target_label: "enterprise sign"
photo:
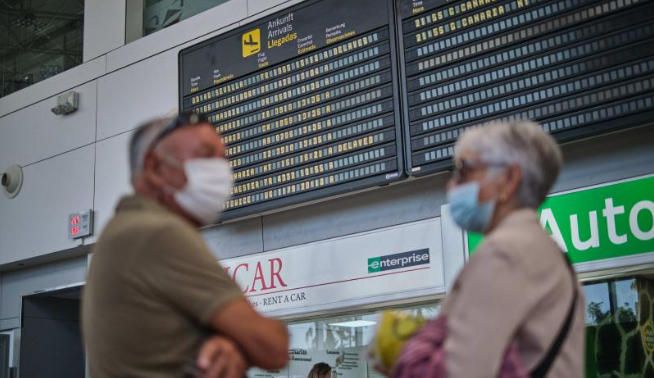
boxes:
[368,249,431,273]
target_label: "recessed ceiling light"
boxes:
[328,320,377,328]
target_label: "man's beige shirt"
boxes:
[442,209,585,377]
[82,195,243,378]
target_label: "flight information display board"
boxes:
[398,0,654,175]
[179,0,403,219]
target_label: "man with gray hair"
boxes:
[82,112,289,378]
[440,120,584,377]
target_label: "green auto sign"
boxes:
[467,175,654,264]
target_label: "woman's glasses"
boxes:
[451,158,507,183]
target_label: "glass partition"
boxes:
[0,0,83,98]
[584,275,654,377]
[249,303,439,378]
[0,333,8,378]
[245,273,654,377]
[142,0,231,36]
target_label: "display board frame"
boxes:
[178,0,406,221]
[394,0,654,177]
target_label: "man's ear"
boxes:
[142,151,168,196]
[143,149,159,173]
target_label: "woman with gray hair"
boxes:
[438,120,585,377]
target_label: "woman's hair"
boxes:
[307,362,332,378]
[455,120,563,208]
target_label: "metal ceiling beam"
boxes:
[0,16,27,50]
[0,46,81,57]
[0,7,83,21]
[0,18,82,63]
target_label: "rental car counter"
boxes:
[220,213,462,378]
[220,174,654,378]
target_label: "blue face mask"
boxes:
[447,181,496,233]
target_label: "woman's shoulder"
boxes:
[477,221,567,283]
[489,216,558,256]
[460,240,523,286]
[471,237,518,264]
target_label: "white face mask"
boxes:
[173,158,233,225]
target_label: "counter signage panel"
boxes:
[179,0,404,219]
[398,0,654,175]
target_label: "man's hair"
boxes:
[455,120,563,208]
[128,117,169,180]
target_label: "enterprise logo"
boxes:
[368,249,430,273]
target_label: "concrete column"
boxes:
[83,0,127,62]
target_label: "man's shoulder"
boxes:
[95,207,201,253]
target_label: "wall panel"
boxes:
[0,81,97,169]
[91,132,132,241]
[84,0,127,61]
[96,50,178,140]
[105,1,247,72]
[0,257,86,321]
[0,57,105,119]
[0,147,95,266]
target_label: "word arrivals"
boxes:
[268,13,294,37]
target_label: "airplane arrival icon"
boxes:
[242,29,261,57]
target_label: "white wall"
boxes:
[92,132,132,241]
[0,57,105,118]
[0,0,270,267]
[83,0,127,62]
[0,257,87,329]
[0,81,97,169]
[0,146,95,266]
[0,6,304,361]
[96,48,179,140]
[0,0,331,269]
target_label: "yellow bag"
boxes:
[370,311,427,371]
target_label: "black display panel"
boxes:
[398,0,654,176]
[179,0,404,219]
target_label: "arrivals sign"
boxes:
[467,175,654,264]
[219,219,445,315]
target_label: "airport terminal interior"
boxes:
[0,0,653,377]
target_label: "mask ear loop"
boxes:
[141,166,174,203]
[152,144,184,169]
[149,148,188,201]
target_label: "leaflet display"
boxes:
[398,0,654,175]
[179,0,403,219]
